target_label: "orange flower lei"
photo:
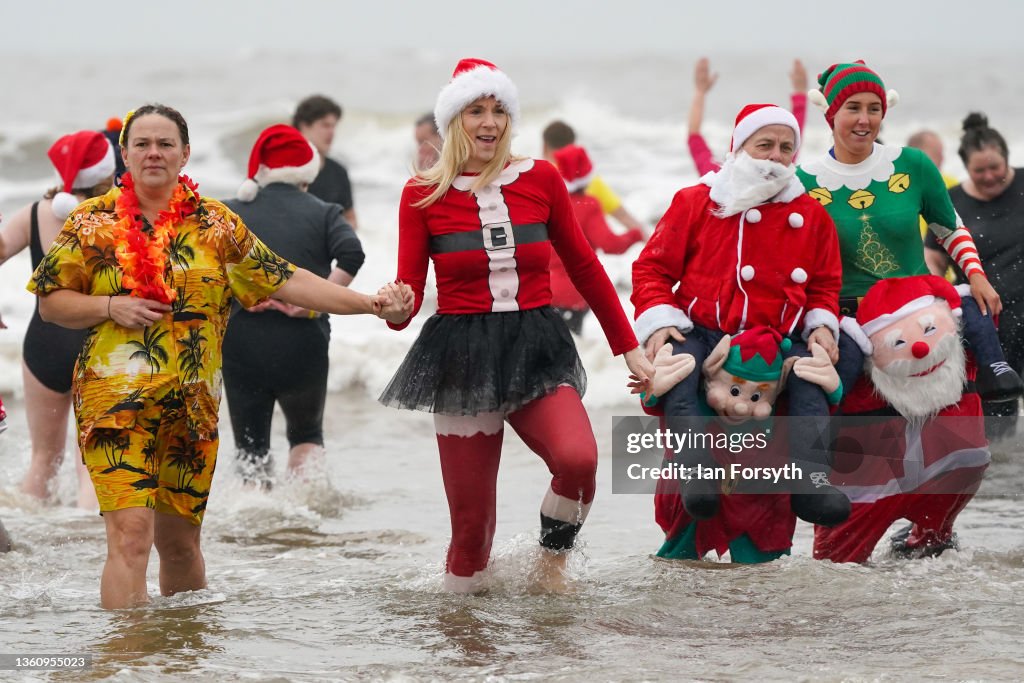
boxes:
[113,172,199,304]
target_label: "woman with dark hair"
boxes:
[381,58,653,593]
[798,62,1021,404]
[926,113,1024,439]
[27,103,411,608]
[0,130,117,506]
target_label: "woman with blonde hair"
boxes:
[380,58,653,593]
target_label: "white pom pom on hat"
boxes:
[433,58,520,139]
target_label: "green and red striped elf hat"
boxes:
[808,60,899,128]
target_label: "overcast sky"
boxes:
[3,0,1021,58]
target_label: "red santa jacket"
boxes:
[631,182,842,343]
[550,192,644,311]
[392,158,637,355]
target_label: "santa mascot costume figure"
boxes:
[814,275,991,563]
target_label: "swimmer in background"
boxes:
[541,120,645,233]
[413,112,442,172]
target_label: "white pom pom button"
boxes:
[741,265,755,281]
[789,212,804,228]
[791,267,808,283]
[745,208,762,223]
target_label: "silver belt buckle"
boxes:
[482,220,514,251]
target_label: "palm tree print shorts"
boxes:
[81,385,218,525]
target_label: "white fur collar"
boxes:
[800,143,902,192]
[452,158,534,192]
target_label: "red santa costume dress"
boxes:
[379,59,638,589]
[814,276,990,563]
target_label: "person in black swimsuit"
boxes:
[0,130,116,505]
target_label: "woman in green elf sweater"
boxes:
[796,61,1021,402]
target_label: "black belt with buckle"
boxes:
[430,222,548,254]
[838,297,862,317]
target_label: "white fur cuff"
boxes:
[802,308,840,342]
[634,304,693,346]
[839,315,873,356]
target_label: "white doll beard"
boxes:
[868,333,967,421]
[711,151,796,218]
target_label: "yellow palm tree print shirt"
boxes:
[27,184,297,444]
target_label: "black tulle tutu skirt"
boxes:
[379,306,586,416]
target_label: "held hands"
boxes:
[969,272,1002,316]
[247,299,316,318]
[792,342,841,394]
[373,281,414,324]
[108,295,171,329]
[624,346,656,395]
[807,325,839,364]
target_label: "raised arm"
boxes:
[688,57,717,136]
[789,59,808,136]
[687,58,721,176]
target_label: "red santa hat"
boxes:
[433,58,520,139]
[729,103,801,153]
[552,144,594,193]
[857,275,962,337]
[236,124,320,202]
[47,131,116,219]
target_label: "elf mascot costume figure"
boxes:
[645,326,842,563]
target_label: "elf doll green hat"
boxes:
[722,327,792,382]
[808,60,899,128]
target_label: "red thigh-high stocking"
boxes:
[435,412,504,591]
[507,386,597,551]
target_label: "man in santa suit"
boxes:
[815,275,990,563]
[632,103,849,527]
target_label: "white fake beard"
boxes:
[868,333,967,421]
[711,151,797,218]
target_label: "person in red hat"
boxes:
[0,130,118,507]
[814,275,989,563]
[632,102,849,528]
[222,124,364,486]
[380,58,654,593]
[541,120,646,234]
[26,104,412,609]
[548,144,644,334]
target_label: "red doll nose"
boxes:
[911,341,930,359]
